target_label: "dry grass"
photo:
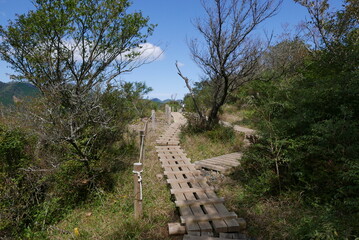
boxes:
[180,129,244,162]
[46,111,180,240]
[180,134,236,162]
[219,104,242,124]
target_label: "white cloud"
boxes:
[122,43,164,62]
[63,40,164,63]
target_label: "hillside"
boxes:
[0,81,40,105]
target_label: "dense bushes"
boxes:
[0,121,138,238]
[0,125,38,236]
[234,2,359,238]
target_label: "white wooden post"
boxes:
[133,162,143,219]
[151,110,156,129]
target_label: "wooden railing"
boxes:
[133,110,156,219]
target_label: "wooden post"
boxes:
[139,130,145,163]
[133,162,143,219]
[151,110,156,129]
[167,106,172,124]
[165,104,169,118]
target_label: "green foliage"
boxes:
[234,3,359,238]
[0,122,138,238]
[183,81,212,113]
[0,125,37,237]
[204,125,236,143]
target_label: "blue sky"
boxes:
[0,0,343,100]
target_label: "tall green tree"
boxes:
[0,0,155,175]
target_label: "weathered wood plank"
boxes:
[161,163,195,168]
[167,177,207,184]
[185,169,229,233]
[181,212,238,224]
[195,162,229,172]
[164,170,201,175]
[170,187,215,194]
[163,165,200,234]
[175,198,225,207]
[183,235,244,240]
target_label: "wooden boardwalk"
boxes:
[194,153,242,174]
[156,112,244,239]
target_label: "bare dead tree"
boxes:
[177,0,282,128]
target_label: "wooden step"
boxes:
[195,162,228,172]
[181,212,238,224]
[164,170,201,175]
[166,177,207,184]
[170,187,214,194]
[183,234,245,240]
[175,198,225,207]
[161,163,195,168]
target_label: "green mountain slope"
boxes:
[0,81,40,105]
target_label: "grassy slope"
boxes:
[46,112,180,240]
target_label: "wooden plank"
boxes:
[156,139,179,142]
[160,160,192,166]
[156,141,180,144]
[170,166,203,236]
[161,163,195,168]
[163,165,200,235]
[195,162,229,172]
[158,153,187,158]
[156,137,179,141]
[175,198,225,207]
[160,158,191,164]
[158,155,189,160]
[168,222,186,235]
[186,172,229,232]
[181,212,237,224]
[220,232,246,239]
[198,181,240,232]
[167,177,207,184]
[181,163,229,233]
[164,170,201,175]
[155,146,182,150]
[183,235,244,240]
[178,175,213,233]
[197,158,240,167]
[170,187,214,194]
[157,149,185,153]
[158,152,187,156]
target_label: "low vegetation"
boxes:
[180,121,244,162]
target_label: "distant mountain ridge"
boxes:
[0,81,40,105]
[150,98,181,104]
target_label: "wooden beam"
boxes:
[175,198,225,207]
[170,187,214,194]
[168,222,186,235]
[164,170,201,175]
[161,163,194,168]
[181,212,237,224]
[166,177,207,184]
